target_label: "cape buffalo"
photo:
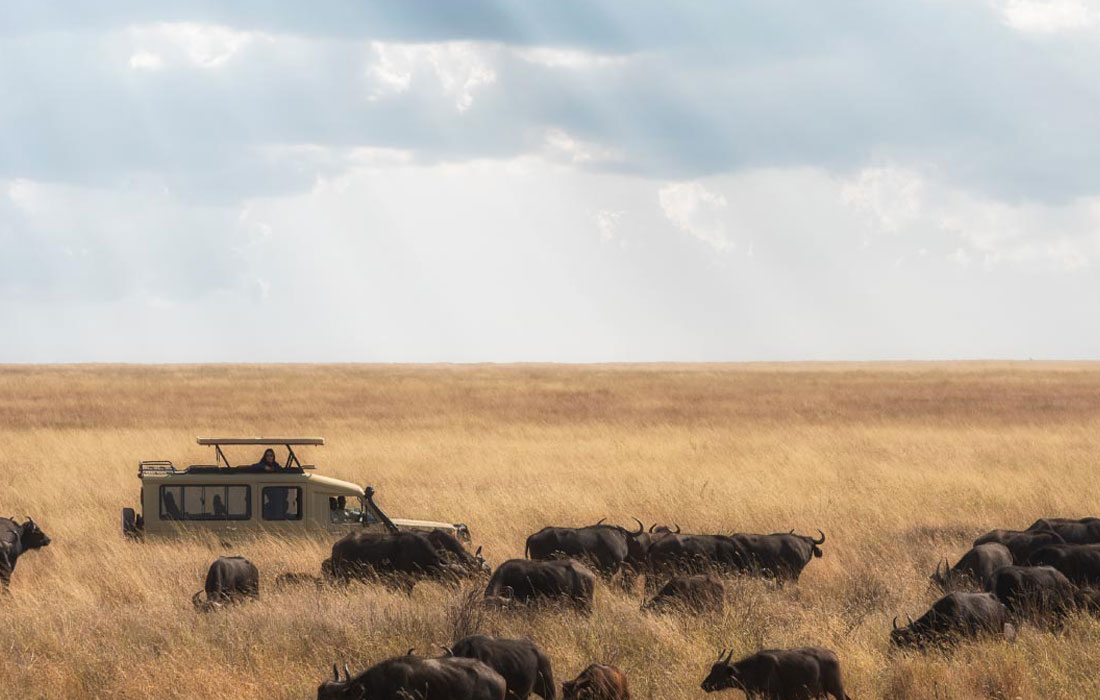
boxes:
[1027,544,1100,586]
[645,533,746,579]
[986,565,1079,621]
[449,635,556,700]
[727,530,826,582]
[484,559,596,611]
[642,574,724,613]
[192,556,259,612]
[427,529,489,573]
[319,656,506,700]
[525,518,651,584]
[930,543,1012,591]
[0,517,50,592]
[1027,517,1100,545]
[561,664,629,700]
[890,592,1014,649]
[973,529,1064,563]
[329,531,477,591]
[700,647,851,700]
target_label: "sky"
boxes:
[3,0,1100,362]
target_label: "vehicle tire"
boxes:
[122,507,139,539]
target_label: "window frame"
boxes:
[159,484,251,521]
[261,486,304,521]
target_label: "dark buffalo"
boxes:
[449,635,556,700]
[1027,544,1100,586]
[642,574,724,613]
[890,592,1014,649]
[986,565,1079,621]
[329,531,476,591]
[930,543,1013,591]
[319,655,506,700]
[1027,517,1100,545]
[973,529,1064,563]
[645,533,746,579]
[561,664,629,700]
[426,529,489,573]
[701,647,851,700]
[484,559,596,611]
[525,518,651,584]
[0,517,51,592]
[192,556,259,612]
[727,530,826,582]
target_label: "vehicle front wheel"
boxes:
[122,507,142,539]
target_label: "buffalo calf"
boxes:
[642,574,724,613]
[562,664,629,700]
[192,556,259,612]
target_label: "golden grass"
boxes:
[3,362,1100,699]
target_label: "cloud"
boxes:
[658,182,732,253]
[366,40,497,111]
[128,50,164,70]
[993,0,1100,33]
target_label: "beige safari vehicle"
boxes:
[121,437,469,541]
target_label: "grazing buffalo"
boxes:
[449,635,556,700]
[930,543,1013,591]
[192,556,259,611]
[973,529,1064,563]
[890,592,1014,649]
[319,656,506,700]
[525,518,651,584]
[1027,517,1100,545]
[727,530,826,583]
[561,664,629,700]
[700,647,851,700]
[328,531,478,591]
[427,529,489,573]
[1027,544,1100,586]
[0,517,51,592]
[986,565,1079,621]
[642,574,725,613]
[484,559,596,611]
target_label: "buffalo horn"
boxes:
[674,523,681,534]
[333,664,340,682]
[892,616,899,630]
[631,517,644,535]
[907,614,914,626]
[723,649,734,663]
[595,517,606,526]
[343,664,351,681]
[813,529,826,545]
[649,523,657,533]
[439,645,454,656]
[406,648,416,656]
[475,545,483,557]
[191,591,203,608]
[716,648,726,661]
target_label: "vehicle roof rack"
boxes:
[196,437,325,446]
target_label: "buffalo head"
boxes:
[700,649,739,693]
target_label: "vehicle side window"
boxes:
[262,486,302,521]
[159,485,250,521]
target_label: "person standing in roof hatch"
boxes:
[252,448,280,472]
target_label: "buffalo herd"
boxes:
[10,512,1100,698]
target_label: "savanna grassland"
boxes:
[3,363,1100,700]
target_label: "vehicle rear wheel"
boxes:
[122,507,141,539]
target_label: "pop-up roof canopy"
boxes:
[196,437,325,446]
[196,437,323,469]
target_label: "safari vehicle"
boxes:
[121,437,469,541]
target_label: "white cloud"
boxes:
[366,41,497,112]
[658,182,733,253]
[128,50,164,71]
[543,128,620,165]
[516,47,630,69]
[841,166,924,235]
[128,23,263,69]
[594,209,624,243]
[993,0,1100,33]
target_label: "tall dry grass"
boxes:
[2,363,1100,699]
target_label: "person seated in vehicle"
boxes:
[329,496,356,523]
[250,448,281,472]
[212,493,227,518]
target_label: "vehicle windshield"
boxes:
[328,496,379,525]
